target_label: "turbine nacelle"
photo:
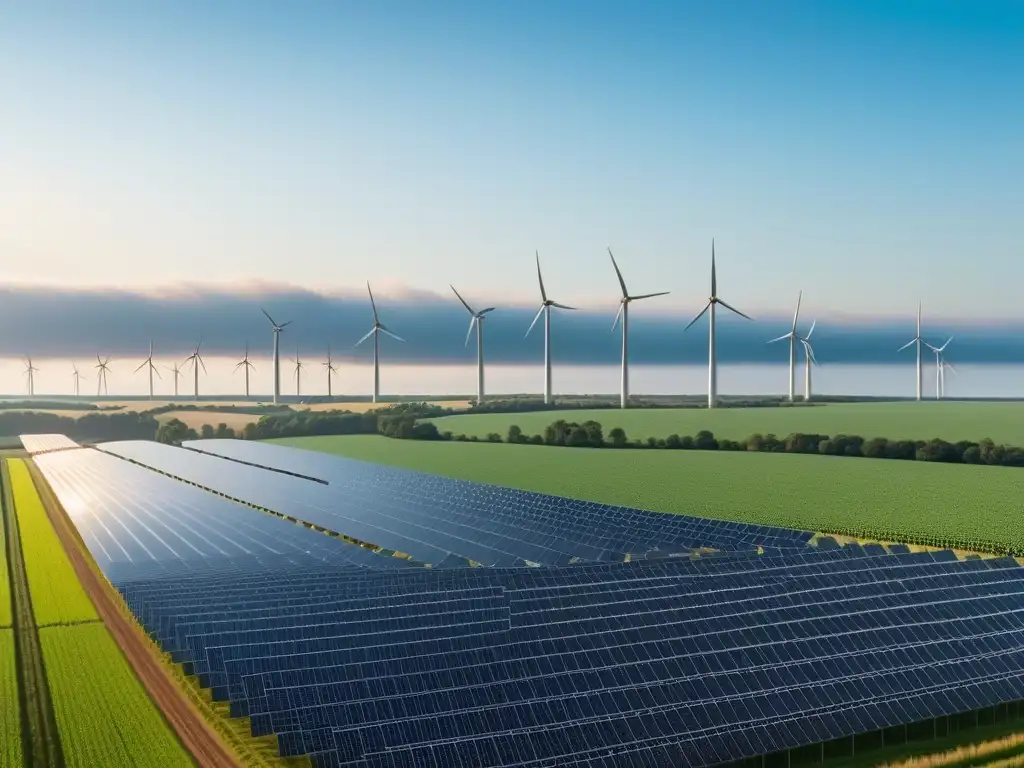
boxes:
[525,252,576,338]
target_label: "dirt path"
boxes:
[26,460,243,768]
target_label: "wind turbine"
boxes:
[23,356,39,397]
[183,338,207,401]
[354,282,404,403]
[451,285,496,405]
[291,348,305,397]
[941,359,958,398]
[166,363,183,397]
[767,291,803,402]
[684,240,753,409]
[322,346,338,398]
[72,364,81,397]
[95,355,112,396]
[525,251,576,405]
[262,309,292,405]
[235,342,256,398]
[924,336,954,399]
[134,340,162,400]
[799,320,820,401]
[898,302,925,401]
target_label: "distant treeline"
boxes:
[0,400,113,412]
[460,395,915,414]
[145,402,294,416]
[0,410,158,442]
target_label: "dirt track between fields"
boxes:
[29,462,242,768]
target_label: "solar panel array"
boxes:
[20,432,84,454]
[28,437,1024,767]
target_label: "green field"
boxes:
[272,435,1024,552]
[0,630,21,767]
[8,459,98,627]
[0,481,9,628]
[428,402,1024,445]
[40,624,193,768]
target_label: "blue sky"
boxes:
[2,1,1022,322]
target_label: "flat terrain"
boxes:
[156,410,260,431]
[430,401,1024,444]
[273,434,1024,551]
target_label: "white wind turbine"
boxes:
[897,302,925,401]
[291,348,305,397]
[684,240,753,409]
[924,336,954,399]
[451,285,496,405]
[166,362,183,397]
[354,282,404,403]
[322,346,339,398]
[234,342,256,398]
[799,320,820,401]
[525,251,576,405]
[767,291,803,401]
[608,248,669,409]
[95,354,112,396]
[24,356,39,397]
[134,340,162,400]
[262,309,292,405]
[72,364,82,397]
[183,338,207,401]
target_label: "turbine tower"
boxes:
[924,336,954,400]
[322,346,338,398]
[608,248,669,409]
[292,348,305,397]
[262,309,292,405]
[767,291,803,401]
[799,320,819,401]
[897,302,925,401]
[684,240,753,409]
[95,354,112,396]
[134,340,162,400]
[354,283,404,403]
[72,364,81,397]
[166,363,183,397]
[941,359,958,398]
[235,343,256,398]
[23,356,39,397]
[183,338,207,401]
[451,285,496,405]
[525,251,576,405]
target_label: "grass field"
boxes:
[0,629,21,767]
[8,459,98,627]
[0,480,9,628]
[40,623,193,768]
[156,410,259,431]
[272,435,1024,552]
[429,402,1024,445]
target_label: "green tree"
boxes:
[156,418,197,445]
[507,425,523,444]
[608,427,628,447]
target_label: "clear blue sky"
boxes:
[2,0,1021,319]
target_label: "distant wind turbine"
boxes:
[24,356,39,397]
[354,282,404,403]
[134,340,162,400]
[941,359,958,398]
[183,338,207,401]
[924,336,955,399]
[684,240,753,409]
[262,309,292,405]
[72,364,81,397]
[322,346,338,398]
[526,251,576,405]
[235,342,256,398]
[451,285,495,405]
[799,320,820,401]
[767,291,803,402]
[608,248,669,409]
[166,362,183,397]
[897,302,925,401]
[292,348,305,396]
[95,354,112,396]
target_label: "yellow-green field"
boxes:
[429,401,1024,445]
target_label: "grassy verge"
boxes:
[0,629,21,767]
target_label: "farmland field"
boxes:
[428,401,1024,445]
[156,409,258,431]
[0,629,20,767]
[8,459,98,626]
[0,482,9,627]
[40,623,193,768]
[272,434,1024,552]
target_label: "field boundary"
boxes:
[0,459,64,767]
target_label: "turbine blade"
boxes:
[479,307,496,315]
[380,327,405,342]
[684,302,711,332]
[354,328,376,347]
[153,367,163,379]
[280,320,293,328]
[262,308,277,326]
[897,339,915,352]
[465,316,476,347]
[945,362,958,376]
[134,360,147,373]
[611,303,624,332]
[766,332,792,344]
[550,301,576,310]
[710,239,717,296]
[717,298,753,321]
[367,282,379,322]
[451,284,475,314]
[535,251,547,302]
[607,248,628,298]
[525,304,545,338]
[924,342,939,353]
[791,290,803,333]
[940,335,954,351]
[629,292,670,301]
[805,319,816,339]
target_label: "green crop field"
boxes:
[0,629,21,767]
[428,401,1024,445]
[272,435,1024,553]
[40,623,193,768]
[0,488,9,628]
[8,459,98,627]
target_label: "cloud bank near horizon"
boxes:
[2,284,1021,365]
